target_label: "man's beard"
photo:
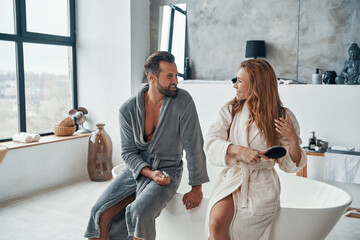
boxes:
[156,80,177,97]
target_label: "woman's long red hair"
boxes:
[227,59,285,147]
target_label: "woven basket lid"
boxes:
[59,117,75,127]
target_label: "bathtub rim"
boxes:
[277,172,353,210]
[112,164,353,211]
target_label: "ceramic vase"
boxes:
[87,123,113,181]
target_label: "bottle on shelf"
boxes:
[184,57,191,80]
[312,68,322,84]
[308,131,317,150]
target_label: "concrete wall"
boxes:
[150,0,360,83]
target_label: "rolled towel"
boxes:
[20,132,40,142]
[13,134,33,143]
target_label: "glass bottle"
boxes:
[308,131,317,150]
[87,123,113,181]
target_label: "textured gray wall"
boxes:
[150,0,360,83]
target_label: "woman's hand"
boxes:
[229,145,268,163]
[274,114,302,166]
[274,114,298,144]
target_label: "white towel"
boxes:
[13,134,33,143]
[20,132,40,142]
[324,152,360,184]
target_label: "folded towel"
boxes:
[331,146,348,151]
[324,152,360,184]
[0,145,8,163]
[13,134,33,143]
[20,132,40,142]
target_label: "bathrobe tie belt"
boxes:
[237,160,275,208]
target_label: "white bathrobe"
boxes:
[204,103,307,240]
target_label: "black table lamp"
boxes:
[245,40,266,59]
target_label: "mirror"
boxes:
[158,4,187,81]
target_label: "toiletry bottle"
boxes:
[315,139,322,151]
[308,131,317,150]
[184,57,191,80]
[312,68,322,84]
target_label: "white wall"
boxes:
[131,0,150,96]
[0,138,88,202]
[76,0,132,167]
[76,0,150,166]
[177,82,360,197]
[179,82,360,149]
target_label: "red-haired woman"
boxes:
[204,59,307,240]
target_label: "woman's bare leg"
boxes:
[89,193,136,240]
[208,194,234,240]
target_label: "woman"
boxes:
[204,59,307,240]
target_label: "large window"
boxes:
[0,0,77,141]
[158,4,187,81]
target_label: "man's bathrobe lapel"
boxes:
[134,90,174,194]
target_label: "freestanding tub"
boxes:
[112,165,352,240]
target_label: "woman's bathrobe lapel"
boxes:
[204,103,307,240]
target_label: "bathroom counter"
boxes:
[296,150,325,178]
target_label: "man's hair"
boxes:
[144,51,175,77]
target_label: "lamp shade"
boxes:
[245,40,266,58]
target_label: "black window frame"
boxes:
[0,0,77,142]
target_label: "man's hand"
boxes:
[141,167,170,186]
[182,185,203,210]
[152,170,170,185]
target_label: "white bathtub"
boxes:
[112,164,352,240]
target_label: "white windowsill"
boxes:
[0,133,91,151]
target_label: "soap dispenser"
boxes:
[308,131,317,150]
[312,68,322,84]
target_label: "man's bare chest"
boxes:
[144,104,161,142]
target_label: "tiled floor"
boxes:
[0,179,359,240]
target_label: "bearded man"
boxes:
[85,51,209,240]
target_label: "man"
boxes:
[84,51,209,240]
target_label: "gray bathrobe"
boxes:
[85,84,209,240]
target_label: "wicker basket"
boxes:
[54,125,76,136]
[59,117,75,127]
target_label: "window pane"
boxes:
[26,0,70,36]
[172,4,186,77]
[23,43,73,134]
[0,41,18,139]
[0,0,15,34]
[158,5,171,51]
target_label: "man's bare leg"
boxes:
[89,193,135,240]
